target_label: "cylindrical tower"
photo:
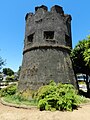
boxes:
[18,5,76,91]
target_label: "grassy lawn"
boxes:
[3,95,38,106]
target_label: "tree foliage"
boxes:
[3,68,14,76]
[71,35,90,75]
[71,35,90,94]
[83,35,90,67]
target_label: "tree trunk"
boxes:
[86,74,90,97]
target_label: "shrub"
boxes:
[34,80,81,111]
[0,84,17,97]
[6,75,15,82]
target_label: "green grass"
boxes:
[2,94,90,110]
[78,95,90,104]
[3,95,38,106]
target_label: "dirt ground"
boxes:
[0,103,90,120]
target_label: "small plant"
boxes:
[0,84,17,97]
[34,80,82,111]
[5,75,15,82]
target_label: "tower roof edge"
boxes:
[35,5,48,12]
[51,5,64,15]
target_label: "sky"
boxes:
[0,0,90,72]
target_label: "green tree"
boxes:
[71,39,89,74]
[83,35,90,67]
[71,35,90,94]
[3,68,14,76]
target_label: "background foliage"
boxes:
[71,35,90,75]
[3,68,14,76]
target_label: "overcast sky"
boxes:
[0,0,90,72]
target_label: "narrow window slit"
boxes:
[27,33,34,43]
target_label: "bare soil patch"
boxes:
[0,103,90,120]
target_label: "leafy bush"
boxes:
[34,81,81,111]
[6,75,15,82]
[0,84,17,97]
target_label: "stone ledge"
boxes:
[23,45,71,54]
[0,97,37,110]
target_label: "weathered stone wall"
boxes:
[18,5,76,91]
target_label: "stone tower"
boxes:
[18,5,76,91]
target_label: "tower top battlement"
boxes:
[25,5,71,21]
[35,5,48,12]
[51,5,64,14]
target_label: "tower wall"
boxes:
[18,5,76,91]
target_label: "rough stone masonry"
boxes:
[18,5,76,91]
